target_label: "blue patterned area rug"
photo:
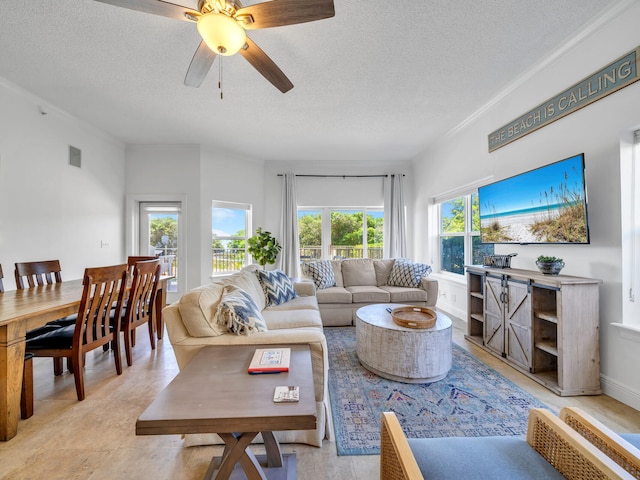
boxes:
[325,327,549,456]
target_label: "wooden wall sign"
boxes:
[488,46,640,152]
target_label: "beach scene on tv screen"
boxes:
[480,154,588,243]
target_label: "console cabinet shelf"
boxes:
[465,265,602,396]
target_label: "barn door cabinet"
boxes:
[465,265,602,396]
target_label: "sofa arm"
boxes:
[294,281,316,297]
[420,277,438,307]
[560,407,640,477]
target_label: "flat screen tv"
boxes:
[478,153,590,244]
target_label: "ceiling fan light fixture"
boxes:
[197,12,246,56]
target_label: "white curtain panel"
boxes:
[384,174,407,259]
[279,173,300,277]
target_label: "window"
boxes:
[298,207,383,260]
[212,201,252,274]
[438,193,493,275]
[619,129,640,332]
[298,209,322,260]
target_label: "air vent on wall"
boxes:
[69,145,81,168]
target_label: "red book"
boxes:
[248,348,291,374]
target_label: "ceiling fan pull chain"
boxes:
[218,57,223,100]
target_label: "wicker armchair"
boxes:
[380,409,635,480]
[560,407,640,479]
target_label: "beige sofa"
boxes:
[302,258,438,326]
[163,265,332,447]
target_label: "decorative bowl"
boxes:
[536,260,565,275]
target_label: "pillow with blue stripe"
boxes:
[256,269,297,307]
[387,259,432,288]
[216,285,267,335]
[305,260,336,289]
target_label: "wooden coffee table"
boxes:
[356,303,452,383]
[136,344,316,480]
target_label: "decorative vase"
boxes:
[536,260,565,275]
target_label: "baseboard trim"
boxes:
[600,373,640,411]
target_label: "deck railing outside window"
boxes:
[212,248,247,273]
[211,246,385,273]
[299,246,384,261]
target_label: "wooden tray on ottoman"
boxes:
[391,306,437,329]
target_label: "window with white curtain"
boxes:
[620,129,640,330]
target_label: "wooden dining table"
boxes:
[0,276,172,441]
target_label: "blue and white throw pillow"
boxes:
[216,285,267,335]
[306,260,335,289]
[256,269,297,307]
[387,259,432,288]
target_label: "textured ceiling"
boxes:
[0,0,625,162]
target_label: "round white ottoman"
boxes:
[355,303,452,383]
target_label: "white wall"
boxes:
[413,2,640,408]
[200,146,265,283]
[0,80,125,287]
[125,144,201,290]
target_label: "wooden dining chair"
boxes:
[14,259,63,288]
[15,259,78,374]
[25,263,128,401]
[0,264,34,419]
[121,259,160,366]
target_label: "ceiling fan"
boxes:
[94,0,335,93]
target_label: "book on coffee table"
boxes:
[248,348,291,374]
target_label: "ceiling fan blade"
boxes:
[94,0,199,22]
[239,37,293,93]
[184,41,217,87]
[236,0,335,30]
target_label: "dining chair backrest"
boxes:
[78,264,128,353]
[126,256,157,277]
[15,260,63,289]
[122,259,161,366]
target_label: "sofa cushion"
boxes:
[315,286,352,304]
[305,260,336,289]
[331,260,344,287]
[380,285,428,303]
[215,285,267,335]
[407,436,565,479]
[341,259,377,287]
[346,286,390,303]
[256,269,297,306]
[388,259,432,288]
[620,433,640,449]
[374,259,396,286]
[178,283,227,337]
[265,294,318,311]
[262,309,323,330]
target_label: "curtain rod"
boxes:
[276,174,404,178]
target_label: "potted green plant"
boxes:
[247,227,282,269]
[536,255,565,275]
